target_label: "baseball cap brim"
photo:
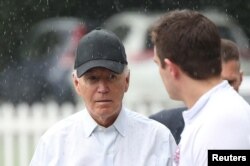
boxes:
[76,59,125,77]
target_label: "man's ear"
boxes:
[164,58,179,78]
[72,72,81,95]
[124,70,130,92]
[239,70,243,85]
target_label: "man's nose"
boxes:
[97,80,109,93]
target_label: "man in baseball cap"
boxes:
[30,28,176,166]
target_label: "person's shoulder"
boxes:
[41,110,84,139]
[124,107,156,123]
[150,107,186,117]
[149,107,186,123]
[124,108,172,133]
[210,86,250,113]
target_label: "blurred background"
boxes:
[0,0,250,165]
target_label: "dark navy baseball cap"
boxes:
[74,28,127,77]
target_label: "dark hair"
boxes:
[221,38,240,63]
[151,9,221,80]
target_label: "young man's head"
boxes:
[151,9,222,105]
[221,38,243,92]
[151,9,221,80]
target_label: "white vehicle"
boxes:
[103,9,250,106]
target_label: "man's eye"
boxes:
[90,76,98,80]
[228,80,235,85]
[108,74,117,81]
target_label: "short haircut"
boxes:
[151,9,221,80]
[221,38,240,63]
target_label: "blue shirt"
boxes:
[30,107,177,166]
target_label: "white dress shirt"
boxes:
[176,81,250,166]
[30,107,177,166]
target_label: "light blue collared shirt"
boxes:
[30,107,177,166]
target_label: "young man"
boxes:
[151,9,250,166]
[29,29,176,166]
[149,38,244,145]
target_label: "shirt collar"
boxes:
[113,107,127,137]
[82,109,98,138]
[183,80,229,123]
[82,107,127,137]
